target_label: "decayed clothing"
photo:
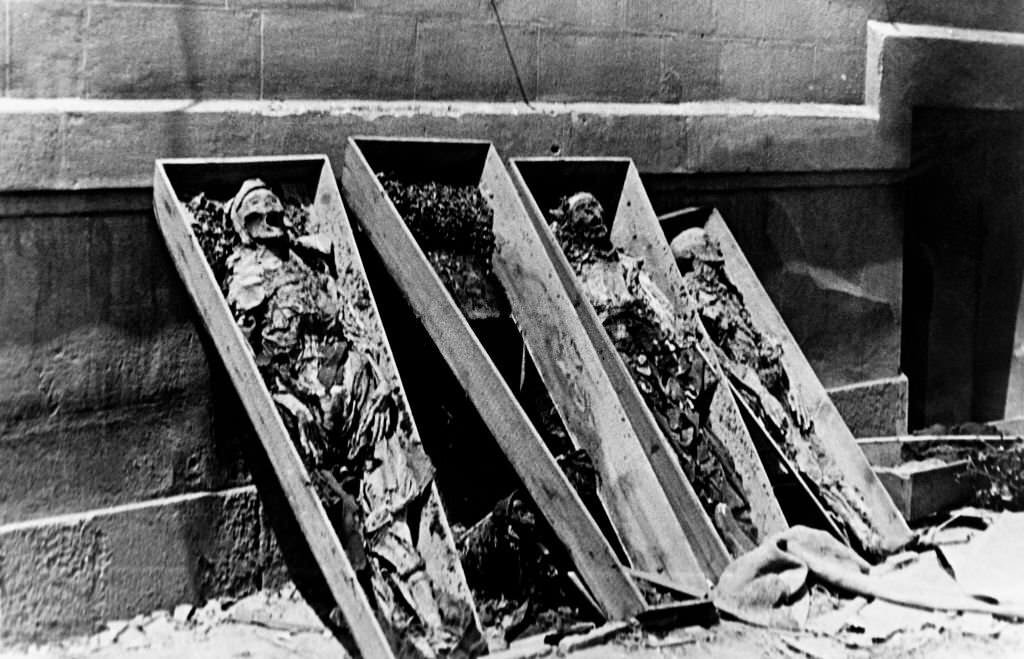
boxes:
[567,246,758,549]
[223,242,465,654]
[681,246,886,556]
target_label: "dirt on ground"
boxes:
[7,585,1024,659]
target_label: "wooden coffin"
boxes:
[342,136,708,609]
[505,161,729,578]
[671,208,914,551]
[153,156,479,659]
[508,158,788,558]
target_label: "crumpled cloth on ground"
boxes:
[712,525,1024,631]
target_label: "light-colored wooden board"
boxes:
[341,137,648,620]
[481,149,709,595]
[609,160,786,540]
[508,158,731,580]
[703,210,914,551]
[152,156,394,659]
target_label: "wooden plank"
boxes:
[151,157,394,659]
[731,383,845,540]
[481,149,710,594]
[341,137,647,620]
[703,210,914,551]
[508,159,731,580]
[609,161,787,540]
[992,417,1024,435]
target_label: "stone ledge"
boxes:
[0,487,277,643]
[0,98,892,193]
[827,374,909,438]
[1,21,1022,191]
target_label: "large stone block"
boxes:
[625,0,713,34]
[84,4,260,98]
[810,43,863,104]
[60,112,258,188]
[0,399,252,524]
[0,487,268,642]
[414,21,539,101]
[233,0,354,8]
[354,0,483,15]
[711,0,767,39]
[720,39,816,101]
[0,211,201,348]
[659,35,721,101]
[537,30,662,102]
[8,0,86,97]
[567,112,687,170]
[500,0,625,28]
[262,11,416,99]
[828,374,909,437]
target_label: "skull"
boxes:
[559,192,608,244]
[670,227,724,264]
[229,179,286,246]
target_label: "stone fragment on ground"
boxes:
[0,584,346,659]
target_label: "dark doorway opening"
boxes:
[903,109,1024,428]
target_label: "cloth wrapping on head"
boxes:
[228,178,275,244]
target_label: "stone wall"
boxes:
[3,0,1022,104]
[7,14,1024,642]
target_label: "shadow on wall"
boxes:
[643,175,903,391]
[904,108,1024,427]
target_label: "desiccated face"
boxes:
[230,179,286,245]
[564,192,608,243]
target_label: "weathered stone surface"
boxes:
[0,487,271,643]
[0,400,252,525]
[84,5,260,98]
[626,0,712,33]
[414,21,539,101]
[828,375,909,437]
[60,111,258,188]
[263,11,416,100]
[567,112,688,170]
[537,31,662,102]
[659,36,722,102]
[8,1,86,97]
[810,43,863,104]
[720,40,815,101]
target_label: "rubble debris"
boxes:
[673,226,890,557]
[546,192,758,550]
[901,439,1024,511]
[379,176,609,646]
[185,181,476,658]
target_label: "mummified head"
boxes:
[228,179,286,246]
[551,192,609,247]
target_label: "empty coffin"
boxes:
[153,156,481,658]
[341,136,709,605]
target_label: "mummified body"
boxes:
[187,180,476,657]
[548,193,758,552]
[672,227,886,556]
